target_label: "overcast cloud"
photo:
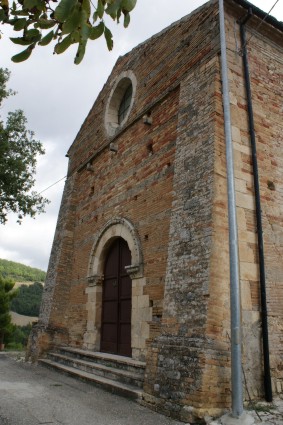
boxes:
[0,0,282,271]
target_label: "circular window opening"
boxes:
[118,84,133,125]
[105,72,136,137]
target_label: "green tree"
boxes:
[0,258,46,282]
[0,275,17,347]
[0,0,137,64]
[11,281,43,316]
[5,323,32,349]
[0,68,49,224]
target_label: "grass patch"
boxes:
[247,402,276,413]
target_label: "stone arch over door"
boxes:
[84,218,151,361]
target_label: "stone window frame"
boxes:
[104,71,137,137]
[84,217,151,361]
[118,84,133,124]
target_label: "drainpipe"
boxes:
[239,11,273,403]
[219,0,243,418]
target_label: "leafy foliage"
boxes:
[0,258,46,282]
[4,323,32,349]
[0,274,17,344]
[10,281,43,316]
[0,68,49,224]
[0,0,137,64]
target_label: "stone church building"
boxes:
[29,0,283,422]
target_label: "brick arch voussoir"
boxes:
[87,218,143,282]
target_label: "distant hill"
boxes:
[0,258,46,282]
[10,311,38,326]
[14,281,39,289]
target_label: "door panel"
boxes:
[120,276,131,297]
[120,299,131,322]
[101,238,132,357]
[102,301,118,322]
[103,279,118,299]
[118,324,131,356]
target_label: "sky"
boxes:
[0,0,282,271]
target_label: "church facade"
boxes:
[29,0,283,421]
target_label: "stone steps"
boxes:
[58,347,146,375]
[39,347,145,401]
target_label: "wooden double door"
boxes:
[101,238,132,357]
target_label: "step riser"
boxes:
[47,354,144,388]
[57,349,145,376]
[40,360,142,401]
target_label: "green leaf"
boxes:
[10,37,33,46]
[96,0,104,19]
[38,30,54,46]
[23,0,40,9]
[121,0,136,12]
[11,46,33,62]
[89,21,104,40]
[25,28,40,38]
[105,0,121,19]
[36,19,56,29]
[74,6,90,43]
[25,28,41,42]
[62,6,81,34]
[10,10,30,16]
[104,26,113,50]
[80,20,90,42]
[13,18,27,31]
[123,11,130,28]
[116,8,121,22]
[74,40,86,65]
[0,9,7,21]
[1,0,9,11]
[82,0,91,19]
[54,0,77,23]
[71,30,80,43]
[54,34,73,54]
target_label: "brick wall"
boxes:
[65,86,180,351]
[29,0,283,421]
[224,1,283,397]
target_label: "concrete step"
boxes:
[39,358,143,400]
[47,352,144,388]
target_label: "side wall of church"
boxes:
[143,2,283,421]
[142,8,223,423]
[197,3,283,419]
[224,2,283,397]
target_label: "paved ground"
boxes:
[0,352,282,425]
[208,399,283,425]
[205,396,283,424]
[0,352,182,425]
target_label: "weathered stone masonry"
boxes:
[29,0,283,422]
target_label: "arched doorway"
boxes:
[85,217,151,361]
[101,238,132,357]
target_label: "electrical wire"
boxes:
[38,175,67,195]
[3,175,66,220]
[241,0,281,51]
